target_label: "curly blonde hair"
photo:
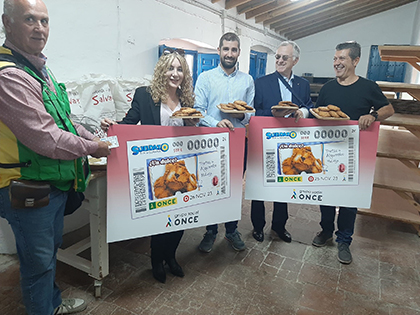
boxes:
[149,52,195,107]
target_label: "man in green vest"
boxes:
[0,0,110,314]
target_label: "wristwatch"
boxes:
[369,111,378,120]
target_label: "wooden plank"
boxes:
[378,45,420,62]
[381,113,420,129]
[226,0,252,10]
[377,81,420,101]
[373,158,420,194]
[237,0,274,15]
[358,187,420,225]
[377,128,420,160]
[246,1,282,19]
[259,0,335,25]
[379,45,420,53]
[285,0,413,40]
[263,0,347,26]
[274,0,382,33]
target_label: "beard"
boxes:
[220,57,237,70]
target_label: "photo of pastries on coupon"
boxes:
[279,146,323,175]
[148,156,198,200]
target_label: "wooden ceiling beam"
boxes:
[237,0,275,15]
[261,0,348,26]
[257,0,331,24]
[225,0,252,10]
[285,0,414,40]
[284,0,412,39]
[246,0,287,19]
[274,0,383,33]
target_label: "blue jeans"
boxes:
[319,205,357,245]
[0,186,67,315]
[207,221,238,235]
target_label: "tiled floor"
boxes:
[1,195,420,314]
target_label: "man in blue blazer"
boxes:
[251,41,313,243]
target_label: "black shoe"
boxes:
[166,258,185,277]
[337,242,352,264]
[252,230,264,242]
[312,231,333,247]
[152,262,166,283]
[272,228,292,243]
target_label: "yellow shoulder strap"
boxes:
[0,61,16,69]
[0,47,16,70]
[0,46,13,55]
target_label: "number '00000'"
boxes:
[314,129,348,139]
[187,138,220,151]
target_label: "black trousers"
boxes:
[206,134,248,235]
[150,230,184,264]
[251,201,288,232]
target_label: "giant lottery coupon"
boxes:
[127,133,230,219]
[263,125,359,186]
[245,117,380,208]
[106,124,246,243]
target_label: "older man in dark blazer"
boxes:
[251,41,313,243]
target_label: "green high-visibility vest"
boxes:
[0,46,90,191]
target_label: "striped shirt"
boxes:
[0,40,98,160]
[194,65,255,128]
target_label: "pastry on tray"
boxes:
[311,105,349,120]
[218,100,255,112]
[271,101,299,110]
[171,107,204,118]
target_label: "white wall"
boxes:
[1,1,418,81]
[294,2,418,79]
[11,0,285,82]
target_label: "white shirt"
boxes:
[278,73,309,118]
[160,102,183,127]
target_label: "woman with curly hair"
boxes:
[101,49,198,283]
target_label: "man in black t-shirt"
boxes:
[312,41,394,264]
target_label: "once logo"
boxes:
[298,192,322,202]
[278,176,302,183]
[149,198,177,210]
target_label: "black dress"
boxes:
[119,86,184,266]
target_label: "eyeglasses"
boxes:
[162,47,185,56]
[275,54,293,61]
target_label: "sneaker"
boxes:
[225,230,246,251]
[198,230,216,253]
[337,242,352,264]
[54,298,87,314]
[312,231,333,247]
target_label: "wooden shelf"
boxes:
[374,157,420,194]
[382,113,420,128]
[367,45,420,235]
[381,114,420,138]
[377,127,420,161]
[376,81,420,101]
[378,45,420,72]
[359,187,420,225]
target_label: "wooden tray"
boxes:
[310,108,350,120]
[170,114,204,119]
[271,105,299,110]
[217,104,255,114]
